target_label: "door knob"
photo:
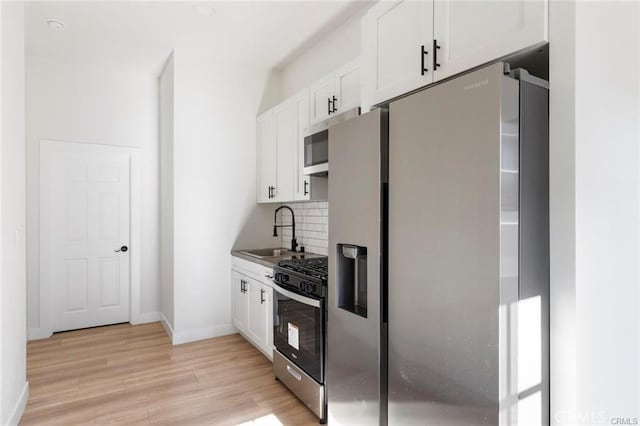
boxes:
[115,245,128,253]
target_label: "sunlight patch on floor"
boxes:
[237,413,284,426]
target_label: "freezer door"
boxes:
[328,109,386,426]
[387,63,520,425]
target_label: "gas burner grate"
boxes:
[278,257,328,281]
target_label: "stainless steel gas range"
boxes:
[271,256,328,423]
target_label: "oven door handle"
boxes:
[272,283,321,308]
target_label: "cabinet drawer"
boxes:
[273,351,325,419]
[232,256,274,285]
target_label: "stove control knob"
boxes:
[308,283,316,293]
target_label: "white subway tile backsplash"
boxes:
[278,201,328,255]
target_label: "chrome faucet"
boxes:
[273,205,298,252]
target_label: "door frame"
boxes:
[39,139,141,335]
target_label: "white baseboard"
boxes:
[28,327,52,341]
[171,323,236,346]
[160,313,175,343]
[131,311,162,325]
[6,382,29,426]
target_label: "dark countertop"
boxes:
[231,249,325,268]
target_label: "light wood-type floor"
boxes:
[21,322,318,425]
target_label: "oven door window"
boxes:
[273,286,324,383]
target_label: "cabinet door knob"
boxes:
[433,39,441,70]
[260,288,265,304]
[327,97,332,115]
[331,96,338,113]
[303,180,309,196]
[421,44,428,75]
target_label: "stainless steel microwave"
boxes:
[303,107,360,176]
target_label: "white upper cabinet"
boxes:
[256,110,276,203]
[332,57,361,115]
[362,0,434,109]
[272,100,296,202]
[309,58,361,125]
[361,0,548,108]
[292,89,311,201]
[433,0,548,81]
[309,73,334,125]
[257,91,310,204]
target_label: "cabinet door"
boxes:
[264,286,274,356]
[433,0,547,82]
[272,100,295,202]
[232,271,249,333]
[333,57,361,114]
[257,110,276,203]
[362,0,434,108]
[247,279,268,350]
[292,89,311,201]
[309,73,334,125]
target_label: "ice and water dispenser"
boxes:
[336,244,368,318]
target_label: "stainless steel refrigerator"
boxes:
[327,62,549,425]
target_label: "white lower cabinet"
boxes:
[231,260,274,360]
[231,271,249,332]
[247,279,273,355]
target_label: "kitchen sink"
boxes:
[240,248,295,259]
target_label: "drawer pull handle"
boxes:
[286,365,302,381]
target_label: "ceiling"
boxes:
[25,1,369,75]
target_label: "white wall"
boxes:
[278,11,362,101]
[573,1,639,421]
[159,55,174,331]
[160,52,280,344]
[1,1,29,424]
[549,0,640,422]
[26,55,160,334]
[548,0,577,422]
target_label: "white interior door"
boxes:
[41,142,132,332]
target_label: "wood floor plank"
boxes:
[22,322,318,425]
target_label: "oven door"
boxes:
[273,283,324,383]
